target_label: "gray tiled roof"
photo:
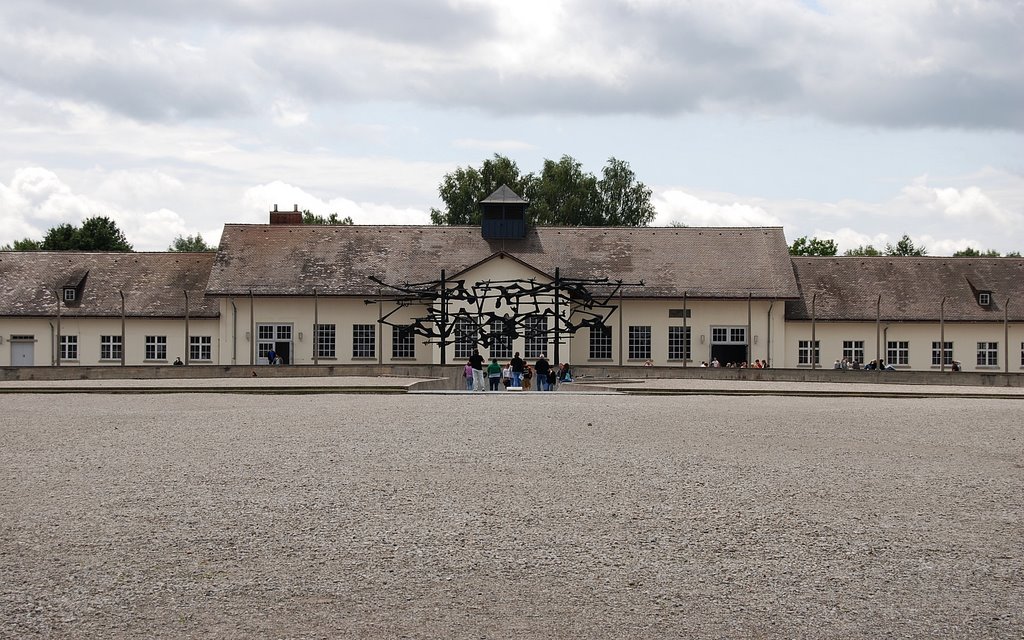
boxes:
[786,257,1024,322]
[0,252,218,317]
[206,225,800,299]
[481,184,528,204]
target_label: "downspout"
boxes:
[1005,297,1010,374]
[184,289,190,366]
[747,292,752,365]
[767,301,774,368]
[313,288,319,367]
[875,294,881,373]
[231,300,238,365]
[48,322,55,366]
[249,289,255,365]
[682,291,688,368]
[378,286,383,366]
[55,289,61,367]
[810,292,817,370]
[119,290,126,367]
[940,296,947,372]
[618,287,624,366]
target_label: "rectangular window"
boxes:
[711,326,747,344]
[145,335,167,361]
[589,324,612,360]
[524,315,548,359]
[258,325,275,341]
[886,341,909,366]
[59,335,78,360]
[628,325,652,360]
[352,324,376,358]
[979,292,991,306]
[100,335,122,360]
[977,341,998,367]
[842,340,865,364]
[392,325,416,359]
[668,326,691,361]
[931,341,953,366]
[189,335,212,361]
[489,318,513,359]
[454,317,476,360]
[315,324,336,358]
[798,340,820,366]
[63,288,76,302]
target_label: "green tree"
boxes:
[6,217,134,251]
[596,157,657,226]
[1,238,42,251]
[789,236,838,256]
[40,223,80,250]
[169,233,216,252]
[1006,251,1022,257]
[301,211,354,225]
[885,234,926,256]
[430,154,657,228]
[430,154,535,226]
[528,155,602,226]
[74,216,133,251]
[843,245,882,256]
[952,247,1001,257]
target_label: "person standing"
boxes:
[546,366,557,391]
[510,352,525,388]
[463,359,474,391]
[469,349,485,392]
[487,358,502,391]
[535,354,550,391]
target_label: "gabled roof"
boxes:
[0,252,218,317]
[206,224,800,299]
[786,257,1024,322]
[480,184,528,204]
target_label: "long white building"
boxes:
[2,191,1023,372]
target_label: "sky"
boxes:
[1,0,1022,254]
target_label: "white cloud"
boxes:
[241,180,431,226]
[271,98,309,127]
[652,189,782,227]
[0,167,214,251]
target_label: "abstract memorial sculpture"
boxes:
[367,269,643,364]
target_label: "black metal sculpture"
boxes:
[367,269,643,364]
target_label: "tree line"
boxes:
[1,211,353,252]
[788,235,1020,257]
[430,154,657,227]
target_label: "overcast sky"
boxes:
[1,0,1022,254]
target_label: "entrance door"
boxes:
[709,326,749,367]
[11,340,34,366]
[256,323,293,364]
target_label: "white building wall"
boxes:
[783,321,1024,372]
[0,316,219,366]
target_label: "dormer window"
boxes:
[63,288,76,302]
[978,292,991,306]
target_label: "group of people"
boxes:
[833,358,896,371]
[699,358,769,368]
[464,350,572,392]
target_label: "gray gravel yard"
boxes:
[2,392,1022,639]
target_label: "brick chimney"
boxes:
[270,204,303,225]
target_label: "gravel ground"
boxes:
[2,393,1021,639]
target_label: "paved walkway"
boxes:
[3,374,1024,398]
